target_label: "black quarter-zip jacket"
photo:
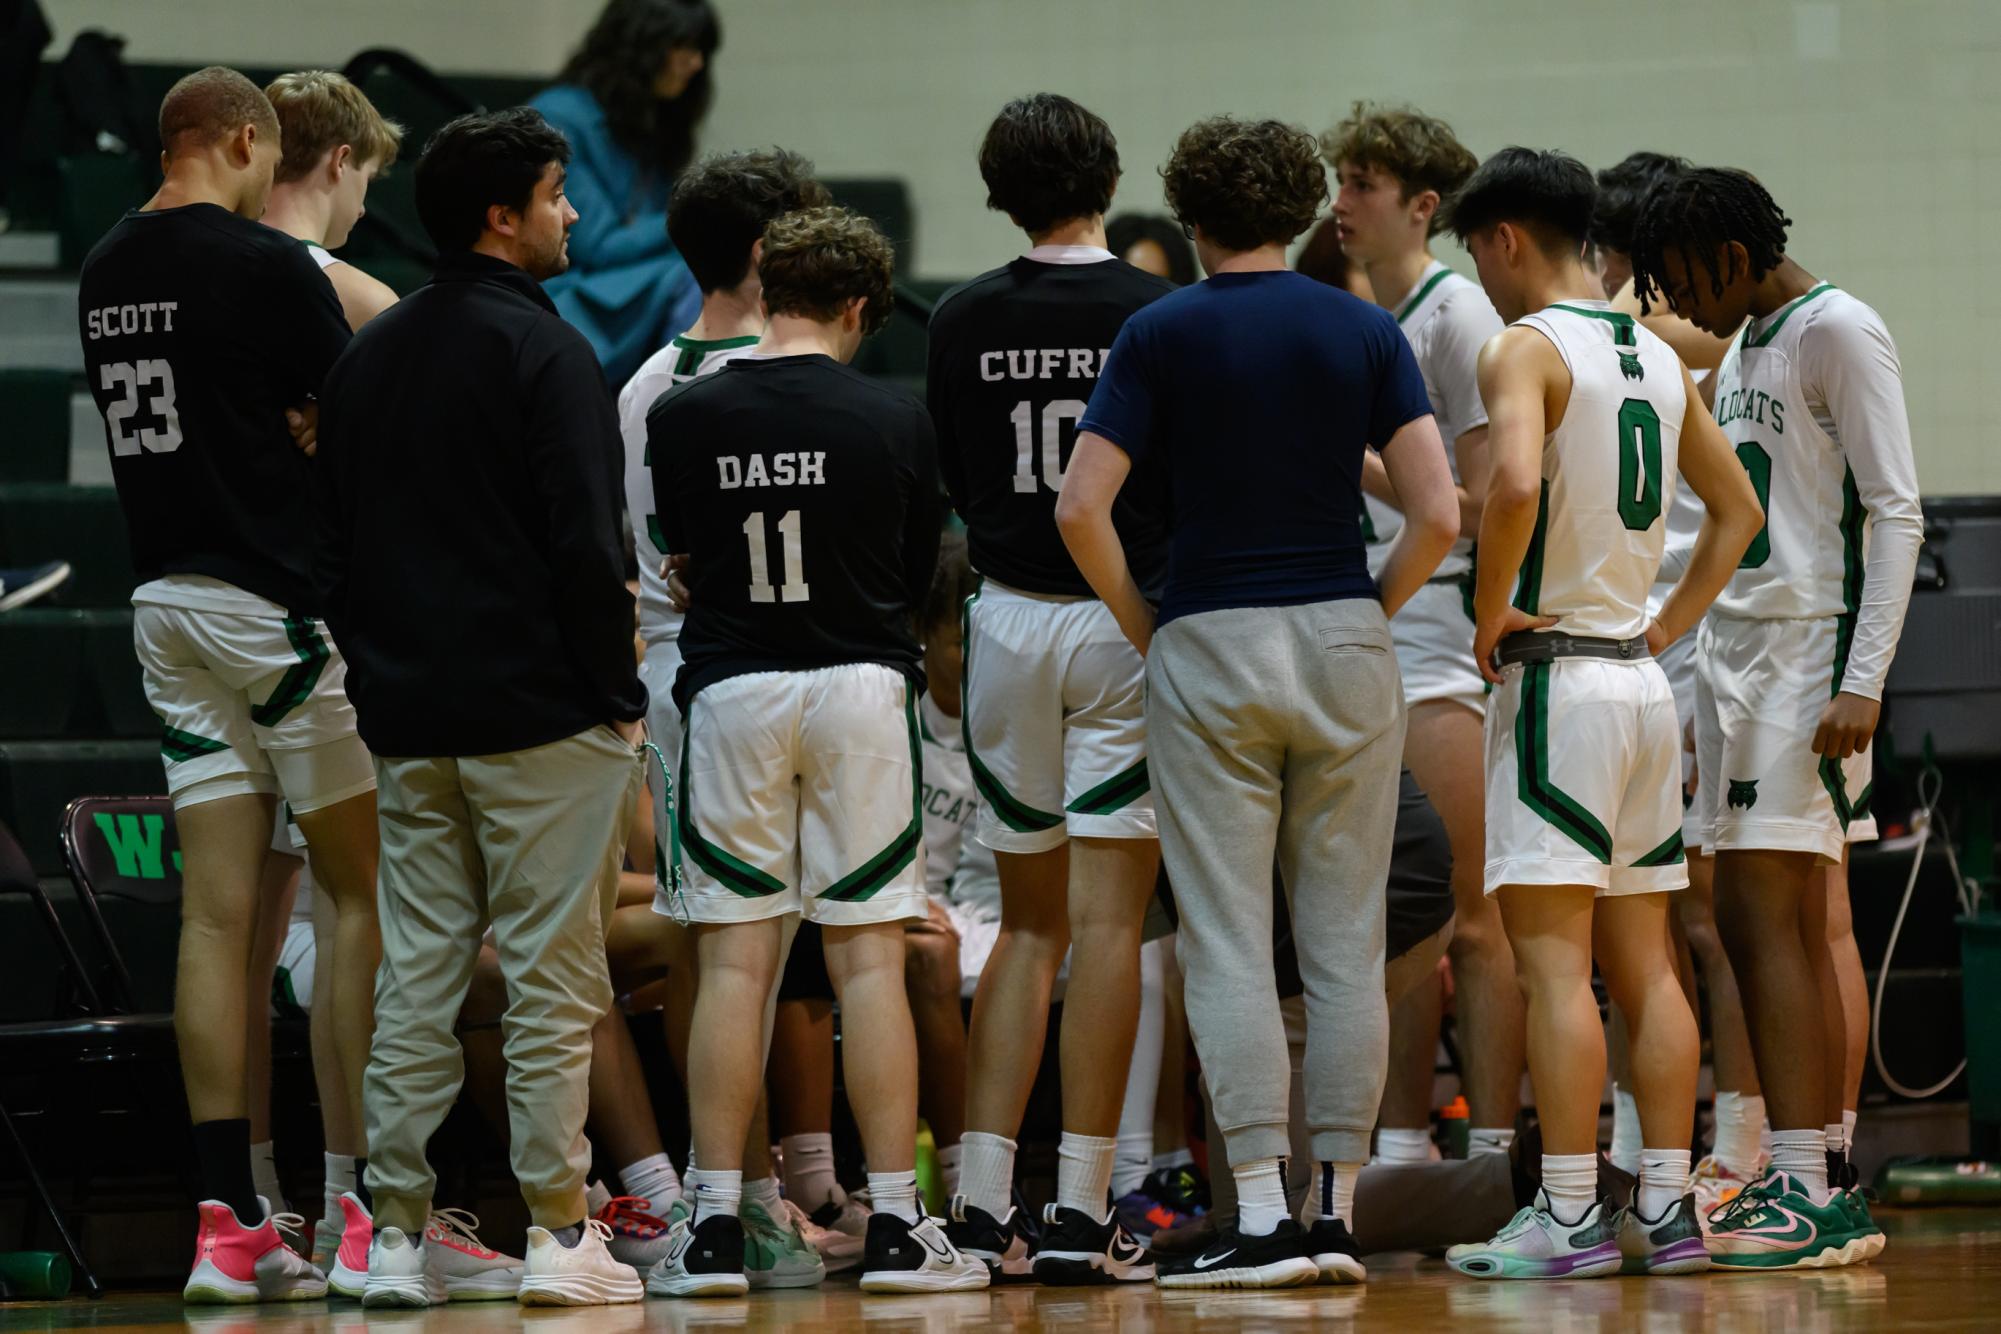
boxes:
[314,250,646,757]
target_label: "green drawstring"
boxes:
[641,739,688,925]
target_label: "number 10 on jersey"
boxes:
[1011,398,1086,493]
[744,510,809,603]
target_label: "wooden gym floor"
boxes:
[2,1207,1996,1332]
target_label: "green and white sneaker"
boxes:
[1836,1183,1886,1262]
[1706,1170,1870,1271]
[743,1200,826,1288]
[1614,1193,1711,1275]
[1445,1190,1623,1280]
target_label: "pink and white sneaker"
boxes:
[425,1208,524,1299]
[328,1191,373,1298]
[182,1198,328,1304]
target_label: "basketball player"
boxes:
[1434,148,1761,1279]
[615,146,837,1287]
[259,71,402,331]
[1590,151,1769,1212]
[77,67,380,1303]
[1324,103,1524,1162]
[928,92,1173,1284]
[645,206,986,1297]
[1632,167,1920,1268]
[255,67,404,1273]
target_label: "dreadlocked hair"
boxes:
[1630,167,1791,316]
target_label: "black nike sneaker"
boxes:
[645,1211,748,1297]
[944,1195,1033,1282]
[1031,1204,1154,1285]
[1303,1217,1367,1284]
[857,1212,989,1293]
[1154,1218,1319,1290]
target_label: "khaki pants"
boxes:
[363,725,642,1231]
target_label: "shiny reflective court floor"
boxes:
[4,1209,1998,1332]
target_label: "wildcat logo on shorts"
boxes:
[1727,779,1760,810]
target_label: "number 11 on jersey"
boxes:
[744,509,810,603]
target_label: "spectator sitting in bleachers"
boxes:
[530,0,718,384]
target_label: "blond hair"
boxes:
[265,70,404,184]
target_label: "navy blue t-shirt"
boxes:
[1079,269,1433,625]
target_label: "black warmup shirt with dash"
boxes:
[650,354,943,712]
[926,256,1174,598]
[77,204,350,612]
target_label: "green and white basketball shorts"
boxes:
[1484,655,1688,896]
[1392,577,1488,716]
[962,581,1154,855]
[674,663,928,927]
[1694,614,1877,865]
[640,636,685,917]
[134,602,373,814]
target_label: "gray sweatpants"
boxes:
[1147,598,1405,1166]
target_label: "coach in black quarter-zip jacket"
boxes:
[312,107,648,1304]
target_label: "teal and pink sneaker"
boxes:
[1615,1192,1711,1274]
[1705,1170,1868,1271]
[1445,1190,1623,1280]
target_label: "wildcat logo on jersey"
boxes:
[1727,779,1760,810]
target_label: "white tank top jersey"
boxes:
[918,693,978,899]
[303,240,340,271]
[1510,300,1687,641]
[617,332,762,647]
[1707,284,1922,699]
[1364,259,1503,580]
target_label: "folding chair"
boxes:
[59,795,183,1014]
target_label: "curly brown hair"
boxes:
[1321,102,1478,235]
[1162,117,1326,253]
[758,205,896,334]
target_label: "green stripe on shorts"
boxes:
[1513,661,1612,863]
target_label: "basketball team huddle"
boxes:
[77,65,1918,1307]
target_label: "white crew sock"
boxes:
[1152,1147,1194,1172]
[1609,1085,1642,1174]
[1374,1127,1434,1164]
[1824,1121,1848,1158]
[1303,1161,1361,1226]
[744,1173,784,1217]
[779,1132,838,1212]
[619,1152,682,1208]
[867,1170,920,1224]
[958,1131,1016,1218]
[1233,1157,1289,1236]
[937,1142,962,1197]
[1638,1147,1691,1221]
[1712,1092,1764,1176]
[1759,1117,1774,1157]
[250,1141,287,1216]
[1056,1133,1117,1221]
[1542,1153,1599,1226]
[322,1151,355,1223]
[1842,1109,1858,1158]
[687,1168,742,1224]
[1468,1126,1516,1156]
[1770,1129,1830,1203]
[1113,1132,1154,1199]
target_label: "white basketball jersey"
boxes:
[1364,260,1501,580]
[1710,285,1903,623]
[1511,301,1687,640]
[619,332,762,646]
[919,693,977,899]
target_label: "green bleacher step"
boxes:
[0,482,130,607]
[0,608,147,739]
